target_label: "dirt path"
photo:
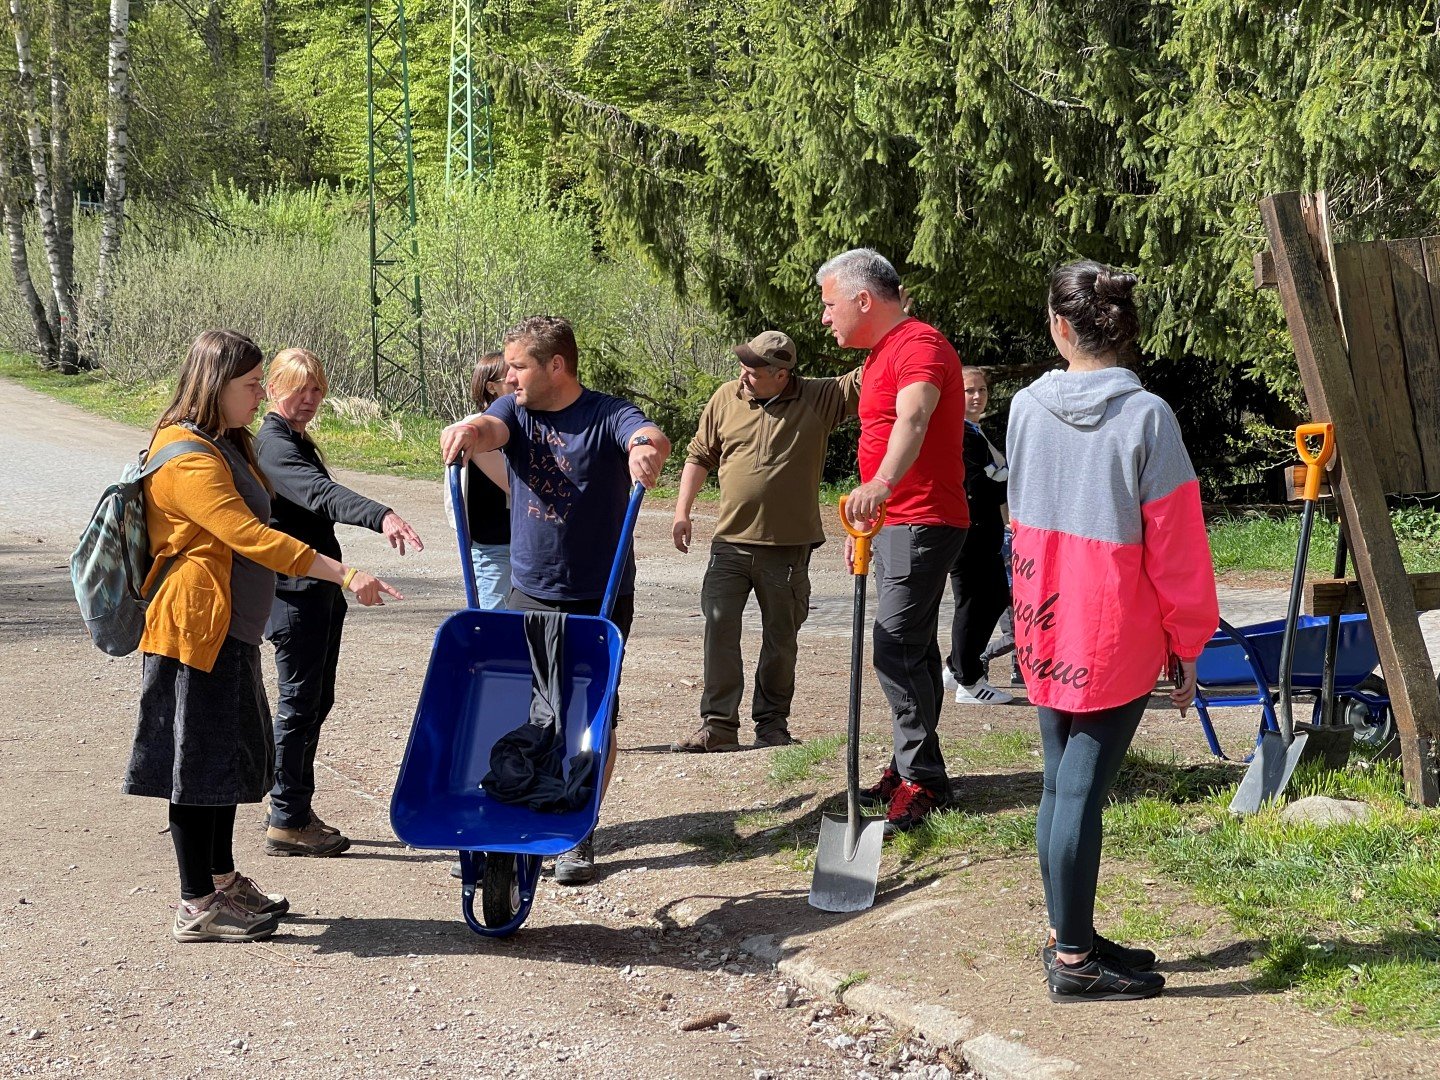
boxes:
[0,379,1430,1078]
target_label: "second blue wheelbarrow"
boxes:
[390,464,643,937]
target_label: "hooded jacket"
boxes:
[1006,368,1219,712]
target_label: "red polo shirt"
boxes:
[858,318,968,527]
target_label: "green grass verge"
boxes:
[1,352,447,479]
[875,747,1440,1032]
[1105,755,1440,1032]
[1209,509,1440,575]
[767,734,848,785]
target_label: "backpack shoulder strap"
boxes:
[137,437,217,479]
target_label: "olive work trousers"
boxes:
[699,541,813,738]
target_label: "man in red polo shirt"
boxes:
[817,248,968,833]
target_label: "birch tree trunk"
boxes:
[48,0,74,314]
[9,0,77,371]
[92,0,131,326]
[0,139,58,363]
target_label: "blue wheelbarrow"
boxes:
[390,464,643,937]
[1193,614,1391,761]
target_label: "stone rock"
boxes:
[1281,796,1373,826]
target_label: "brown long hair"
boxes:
[470,351,507,410]
[154,328,271,492]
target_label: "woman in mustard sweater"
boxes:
[123,329,401,944]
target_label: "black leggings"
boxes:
[168,803,238,900]
[1035,694,1147,953]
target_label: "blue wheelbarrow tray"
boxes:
[390,607,624,857]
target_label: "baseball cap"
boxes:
[732,330,797,370]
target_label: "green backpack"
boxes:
[70,436,215,655]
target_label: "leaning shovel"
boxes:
[810,497,887,912]
[1231,422,1335,815]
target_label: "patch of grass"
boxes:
[768,734,847,785]
[1095,898,1206,947]
[1257,933,1440,1031]
[946,729,1041,770]
[834,970,870,996]
[678,828,746,861]
[1209,509,1440,574]
[734,809,785,832]
[887,807,1036,862]
[1098,755,1440,1030]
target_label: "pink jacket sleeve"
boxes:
[1141,477,1220,661]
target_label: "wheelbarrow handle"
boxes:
[839,496,886,577]
[448,462,481,610]
[600,482,646,623]
[1295,422,1335,502]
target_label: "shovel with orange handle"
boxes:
[809,498,888,912]
[1231,422,1335,814]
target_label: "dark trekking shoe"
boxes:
[1041,932,1157,973]
[883,779,943,835]
[265,822,348,857]
[861,766,902,804]
[1048,953,1165,1002]
[671,726,742,753]
[753,727,798,748]
[554,834,595,886]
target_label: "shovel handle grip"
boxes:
[839,496,885,576]
[1295,423,1335,502]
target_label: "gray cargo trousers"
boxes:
[872,524,968,791]
[699,540,813,738]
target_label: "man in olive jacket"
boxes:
[672,331,861,751]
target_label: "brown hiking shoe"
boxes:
[754,728,799,748]
[171,891,277,943]
[216,872,290,917]
[265,821,349,857]
[671,726,742,753]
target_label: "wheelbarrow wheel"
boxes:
[482,854,522,928]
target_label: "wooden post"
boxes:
[1260,191,1440,806]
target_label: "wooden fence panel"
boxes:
[1332,241,1400,488]
[1388,239,1440,490]
[1362,241,1426,492]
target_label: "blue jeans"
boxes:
[469,543,512,611]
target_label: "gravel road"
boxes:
[0,380,962,1079]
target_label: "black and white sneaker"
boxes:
[955,676,1014,706]
[1041,932,1157,973]
[1048,953,1165,1002]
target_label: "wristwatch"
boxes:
[629,434,653,449]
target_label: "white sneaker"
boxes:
[955,677,1014,706]
[942,665,961,695]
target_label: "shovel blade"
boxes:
[808,811,886,912]
[1230,731,1310,815]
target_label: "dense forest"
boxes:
[4,1,1440,491]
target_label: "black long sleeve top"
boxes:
[254,412,390,591]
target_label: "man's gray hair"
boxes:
[815,248,902,302]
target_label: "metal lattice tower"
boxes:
[446,0,495,190]
[366,0,425,410]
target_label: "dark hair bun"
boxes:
[1047,260,1141,357]
[1092,269,1138,304]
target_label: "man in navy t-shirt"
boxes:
[440,315,671,884]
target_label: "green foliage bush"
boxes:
[0,177,737,450]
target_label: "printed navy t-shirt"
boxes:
[486,388,650,601]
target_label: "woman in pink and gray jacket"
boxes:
[1007,261,1219,1003]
